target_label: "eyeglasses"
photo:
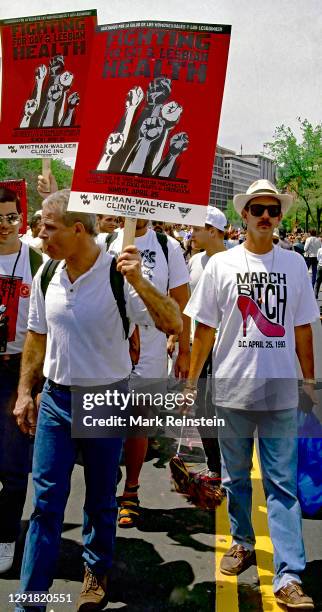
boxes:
[0,213,20,225]
[246,203,281,217]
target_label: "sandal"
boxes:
[118,484,140,528]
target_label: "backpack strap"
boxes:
[105,231,118,251]
[28,246,43,278]
[156,231,168,264]
[40,259,60,298]
[156,231,169,290]
[110,257,130,339]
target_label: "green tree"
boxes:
[265,118,322,231]
[225,199,242,226]
[0,159,73,218]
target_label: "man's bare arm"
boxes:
[295,324,315,379]
[186,322,216,388]
[130,277,182,335]
[117,246,183,335]
[295,323,317,403]
[169,283,191,378]
[13,331,46,434]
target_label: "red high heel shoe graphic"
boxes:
[237,295,285,338]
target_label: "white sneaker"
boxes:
[0,542,15,573]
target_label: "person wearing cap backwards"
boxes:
[188,206,227,484]
[184,180,319,609]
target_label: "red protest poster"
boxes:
[0,10,97,159]
[0,179,28,234]
[69,21,231,225]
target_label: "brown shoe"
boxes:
[77,566,108,611]
[275,581,314,609]
[220,544,255,575]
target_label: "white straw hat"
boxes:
[233,179,293,215]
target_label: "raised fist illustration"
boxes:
[49,55,64,76]
[47,84,64,102]
[169,132,189,154]
[67,92,80,108]
[59,71,74,90]
[160,101,183,127]
[146,77,172,107]
[104,132,124,156]
[35,64,47,81]
[24,99,38,117]
[140,117,165,141]
[20,98,38,127]
[125,86,144,110]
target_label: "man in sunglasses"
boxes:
[0,187,43,574]
[184,179,319,609]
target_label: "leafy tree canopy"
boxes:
[0,159,73,220]
[265,118,322,230]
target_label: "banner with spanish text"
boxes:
[0,10,97,158]
[69,20,231,225]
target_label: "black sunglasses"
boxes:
[246,203,281,217]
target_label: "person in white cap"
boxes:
[188,206,227,484]
[189,206,227,293]
[184,180,319,609]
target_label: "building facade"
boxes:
[209,146,277,210]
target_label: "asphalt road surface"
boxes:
[1,316,321,612]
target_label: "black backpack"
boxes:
[29,246,43,278]
[105,229,169,291]
[105,230,169,264]
[40,253,130,339]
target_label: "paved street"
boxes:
[1,314,321,612]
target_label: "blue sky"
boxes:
[1,0,321,155]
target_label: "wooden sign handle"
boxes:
[122,217,137,249]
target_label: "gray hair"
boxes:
[42,189,97,236]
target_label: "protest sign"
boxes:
[69,21,231,225]
[0,178,27,233]
[0,10,97,159]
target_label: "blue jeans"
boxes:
[0,356,30,542]
[16,380,123,611]
[216,406,305,592]
[306,256,318,288]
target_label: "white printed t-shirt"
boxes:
[28,248,152,385]
[188,251,210,339]
[185,244,319,409]
[0,241,33,354]
[188,251,210,294]
[107,228,189,378]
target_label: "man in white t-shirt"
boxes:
[315,244,322,298]
[13,191,182,612]
[189,206,227,293]
[304,228,321,288]
[184,179,319,610]
[188,206,227,482]
[106,219,190,527]
[0,187,43,574]
[95,215,119,248]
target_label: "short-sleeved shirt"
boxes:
[188,251,210,294]
[185,244,319,409]
[28,248,152,385]
[0,241,33,354]
[107,228,189,378]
